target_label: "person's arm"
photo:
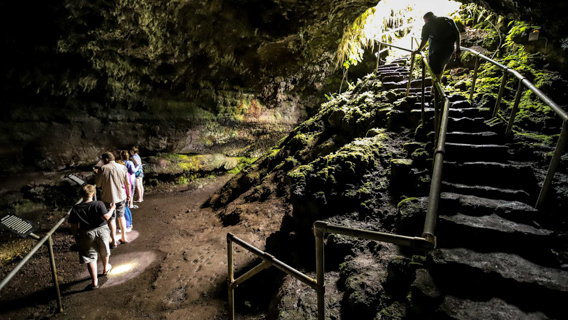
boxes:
[94,169,102,188]
[128,161,139,175]
[453,20,462,58]
[102,202,114,221]
[71,223,79,241]
[124,170,132,201]
[415,38,429,53]
[414,25,429,54]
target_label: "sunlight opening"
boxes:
[338,0,462,67]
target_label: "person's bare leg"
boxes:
[87,261,98,286]
[108,218,118,246]
[137,178,144,202]
[118,217,128,242]
[102,256,110,274]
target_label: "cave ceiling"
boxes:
[2,0,567,110]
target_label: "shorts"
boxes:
[105,200,126,219]
[428,47,454,74]
[77,225,111,264]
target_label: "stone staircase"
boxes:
[377,60,568,319]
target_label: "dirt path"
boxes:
[0,175,277,320]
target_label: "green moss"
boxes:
[397,197,418,208]
[227,157,258,174]
[409,255,426,266]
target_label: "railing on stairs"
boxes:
[407,36,567,208]
[226,39,567,319]
[458,47,568,208]
[226,42,445,320]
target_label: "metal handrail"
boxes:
[226,233,318,320]
[377,41,452,244]
[459,47,568,207]
[226,38,567,318]
[408,35,566,208]
[227,42,448,320]
[0,198,83,312]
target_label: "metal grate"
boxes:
[0,214,36,238]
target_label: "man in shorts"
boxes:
[95,152,131,247]
[414,12,462,84]
[69,184,114,289]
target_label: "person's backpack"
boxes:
[437,17,458,42]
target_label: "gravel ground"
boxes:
[0,175,280,320]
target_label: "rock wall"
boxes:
[0,0,377,173]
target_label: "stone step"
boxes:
[445,131,503,145]
[439,192,538,224]
[396,88,432,96]
[410,79,433,88]
[449,100,472,109]
[383,79,433,90]
[443,161,537,192]
[448,94,468,102]
[446,117,490,132]
[429,248,568,318]
[376,66,407,73]
[442,181,532,204]
[436,296,550,320]
[381,74,407,82]
[444,143,510,162]
[383,81,408,90]
[411,107,489,121]
[377,71,410,78]
[437,213,556,265]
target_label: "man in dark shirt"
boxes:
[69,184,114,289]
[414,12,461,82]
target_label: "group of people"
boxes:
[67,147,145,289]
[64,11,462,290]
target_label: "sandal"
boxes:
[88,283,99,290]
[110,243,118,249]
[103,263,112,276]
[119,239,129,244]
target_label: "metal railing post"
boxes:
[469,55,480,101]
[433,86,440,141]
[406,53,416,96]
[421,58,426,126]
[423,98,450,246]
[315,224,325,320]
[492,70,509,118]
[505,80,525,137]
[47,235,63,313]
[376,43,382,72]
[227,235,235,320]
[536,120,568,208]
